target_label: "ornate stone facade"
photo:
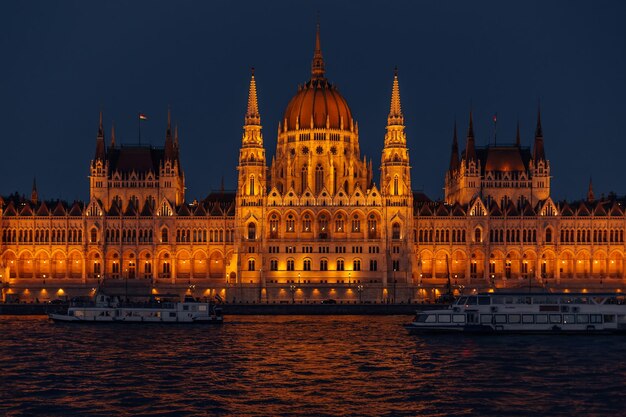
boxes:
[1,27,624,303]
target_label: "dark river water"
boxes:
[1,315,625,416]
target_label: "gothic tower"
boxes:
[380,69,414,285]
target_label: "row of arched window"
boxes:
[416,229,466,243]
[489,229,538,243]
[2,228,82,244]
[252,258,375,272]
[104,229,154,244]
[560,229,625,243]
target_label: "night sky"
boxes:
[2,1,625,203]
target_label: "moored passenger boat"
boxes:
[405,292,626,334]
[49,291,223,324]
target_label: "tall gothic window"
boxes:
[248,223,256,240]
[301,165,308,193]
[315,164,324,194]
[393,175,399,195]
[392,223,401,240]
[249,175,255,196]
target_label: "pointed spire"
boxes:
[174,125,179,148]
[516,121,521,146]
[164,108,175,160]
[449,121,460,171]
[587,177,595,202]
[533,105,546,161]
[535,104,543,138]
[245,68,261,126]
[31,177,38,205]
[387,67,403,125]
[311,21,325,80]
[110,124,116,148]
[95,111,106,160]
[465,111,476,161]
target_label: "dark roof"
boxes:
[107,145,164,174]
[472,145,532,174]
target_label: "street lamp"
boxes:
[348,272,351,286]
[290,284,296,303]
[357,284,363,303]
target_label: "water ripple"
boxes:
[1,315,626,416]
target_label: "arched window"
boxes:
[248,258,255,271]
[303,259,311,271]
[90,228,98,244]
[249,175,255,196]
[248,223,256,240]
[269,214,279,238]
[337,259,344,271]
[392,223,401,240]
[393,175,399,195]
[161,228,169,243]
[353,259,361,271]
[320,259,328,271]
[287,259,295,271]
[302,214,311,232]
[475,227,482,243]
[315,164,324,194]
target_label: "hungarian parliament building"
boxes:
[1,28,624,303]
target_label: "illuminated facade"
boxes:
[1,27,625,303]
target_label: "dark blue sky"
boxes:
[2,0,625,203]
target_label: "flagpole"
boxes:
[493,112,497,145]
[138,113,141,145]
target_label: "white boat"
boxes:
[405,292,626,334]
[49,292,223,324]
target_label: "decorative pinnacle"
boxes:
[98,111,104,137]
[245,68,261,125]
[387,67,403,124]
[535,103,543,137]
[516,121,521,146]
[311,22,325,79]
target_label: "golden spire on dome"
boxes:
[245,68,261,125]
[311,22,325,80]
[387,67,403,125]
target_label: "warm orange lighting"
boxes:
[57,289,65,295]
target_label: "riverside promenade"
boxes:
[0,302,445,316]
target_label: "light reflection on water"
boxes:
[1,315,625,416]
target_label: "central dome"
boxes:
[281,24,353,132]
[283,78,353,131]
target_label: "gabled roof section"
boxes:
[521,202,536,216]
[560,202,574,216]
[435,202,449,216]
[107,203,121,216]
[52,201,66,216]
[609,202,624,217]
[124,201,137,216]
[36,202,50,216]
[489,201,502,216]
[451,203,466,217]
[468,197,487,216]
[594,202,608,216]
[3,201,16,216]
[68,202,83,216]
[193,203,207,216]
[140,201,154,217]
[19,203,34,216]
[576,201,591,216]
[177,204,191,216]
[418,204,433,216]
[505,201,519,216]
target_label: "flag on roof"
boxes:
[139,113,148,120]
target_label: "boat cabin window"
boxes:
[452,314,465,323]
[536,314,548,324]
[478,296,490,305]
[494,314,506,324]
[590,314,602,324]
[480,314,492,324]
[415,314,430,323]
[508,314,521,324]
[549,314,561,324]
[576,314,589,324]
[522,314,534,324]
[425,314,436,323]
[604,315,616,323]
[438,314,451,323]
[563,314,576,324]
[169,312,176,318]
[456,297,468,305]
[466,296,478,305]
[183,305,189,311]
